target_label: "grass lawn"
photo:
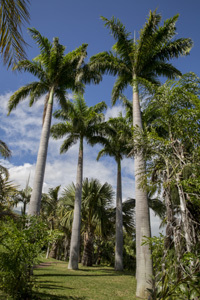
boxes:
[0,257,138,300]
[33,258,137,300]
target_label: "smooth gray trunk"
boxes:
[115,158,123,271]
[133,86,153,298]
[68,137,83,270]
[28,88,54,215]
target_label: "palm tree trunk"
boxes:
[49,241,58,259]
[68,137,83,270]
[133,83,153,298]
[28,87,54,215]
[115,158,123,271]
[82,231,94,266]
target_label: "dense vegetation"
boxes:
[0,4,200,300]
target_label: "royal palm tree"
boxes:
[8,29,101,216]
[97,116,132,270]
[51,94,107,269]
[0,0,30,67]
[90,11,193,297]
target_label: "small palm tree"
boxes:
[97,116,132,270]
[8,29,100,216]
[90,11,193,297]
[81,178,114,266]
[41,185,62,259]
[62,178,114,266]
[0,0,30,67]
[51,94,107,269]
[13,175,32,216]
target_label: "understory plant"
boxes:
[0,216,48,300]
[144,235,200,300]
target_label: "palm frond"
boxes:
[0,140,11,159]
[60,135,79,153]
[90,51,123,76]
[13,59,48,81]
[28,27,52,58]
[51,122,73,139]
[8,81,42,113]
[154,38,193,62]
[112,75,130,105]
[0,0,30,67]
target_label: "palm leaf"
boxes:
[0,0,30,67]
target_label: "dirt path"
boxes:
[34,261,65,268]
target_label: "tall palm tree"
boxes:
[90,11,193,298]
[51,94,107,269]
[8,29,101,216]
[0,0,30,67]
[97,116,132,271]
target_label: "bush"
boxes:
[144,235,200,300]
[0,216,48,300]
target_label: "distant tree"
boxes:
[13,176,32,216]
[51,94,106,269]
[90,11,193,298]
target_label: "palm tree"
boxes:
[0,0,30,67]
[90,11,193,297]
[97,116,132,271]
[13,175,32,215]
[41,185,62,259]
[51,94,107,269]
[8,28,101,216]
[81,178,114,266]
[62,178,114,266]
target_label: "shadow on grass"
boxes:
[37,283,74,290]
[35,267,134,278]
[34,291,86,300]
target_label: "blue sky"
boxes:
[1,0,200,235]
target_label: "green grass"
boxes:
[33,258,137,300]
[0,258,138,300]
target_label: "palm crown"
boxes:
[90,11,193,103]
[51,93,107,151]
[8,28,101,114]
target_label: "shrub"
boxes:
[0,216,48,299]
[144,235,200,300]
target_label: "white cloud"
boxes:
[105,104,125,120]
